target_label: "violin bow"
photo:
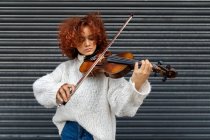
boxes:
[73,14,133,94]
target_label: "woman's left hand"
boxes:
[131,59,153,91]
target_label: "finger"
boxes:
[56,93,63,104]
[145,59,152,72]
[149,61,153,72]
[63,85,71,99]
[149,60,153,72]
[66,84,76,94]
[140,60,146,71]
[59,88,68,102]
[147,60,153,72]
[70,85,76,96]
[70,85,76,93]
[134,62,138,71]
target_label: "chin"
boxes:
[84,51,94,56]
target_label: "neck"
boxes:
[84,48,99,61]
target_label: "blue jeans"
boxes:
[61,121,93,140]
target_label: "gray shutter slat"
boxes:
[1,0,210,140]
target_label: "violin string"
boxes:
[107,55,137,65]
[109,55,175,78]
[108,55,161,72]
[108,54,175,78]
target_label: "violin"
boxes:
[80,51,177,81]
[62,14,176,104]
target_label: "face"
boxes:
[76,26,97,56]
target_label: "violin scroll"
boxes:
[153,61,177,82]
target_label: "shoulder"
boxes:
[58,59,75,67]
[53,59,75,71]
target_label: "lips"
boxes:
[85,48,93,52]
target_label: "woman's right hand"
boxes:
[56,83,75,105]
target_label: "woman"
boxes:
[33,12,153,140]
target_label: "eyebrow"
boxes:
[81,34,94,38]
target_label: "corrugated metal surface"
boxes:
[0,0,210,139]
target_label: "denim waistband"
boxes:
[61,121,93,140]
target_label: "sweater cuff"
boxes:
[129,78,151,95]
[37,83,64,108]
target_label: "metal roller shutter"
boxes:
[0,0,210,140]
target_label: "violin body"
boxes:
[80,52,134,78]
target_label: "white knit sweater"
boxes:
[33,55,151,140]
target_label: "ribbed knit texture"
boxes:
[33,55,151,140]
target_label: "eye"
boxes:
[88,36,95,41]
[79,37,85,42]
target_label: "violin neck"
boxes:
[106,54,178,80]
[107,55,138,67]
[107,55,159,72]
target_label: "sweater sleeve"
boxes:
[32,63,66,108]
[107,77,151,117]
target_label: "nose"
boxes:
[84,38,90,47]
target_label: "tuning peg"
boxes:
[162,76,167,82]
[158,61,163,65]
[154,72,157,77]
[166,64,171,69]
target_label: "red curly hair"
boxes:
[58,12,109,59]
